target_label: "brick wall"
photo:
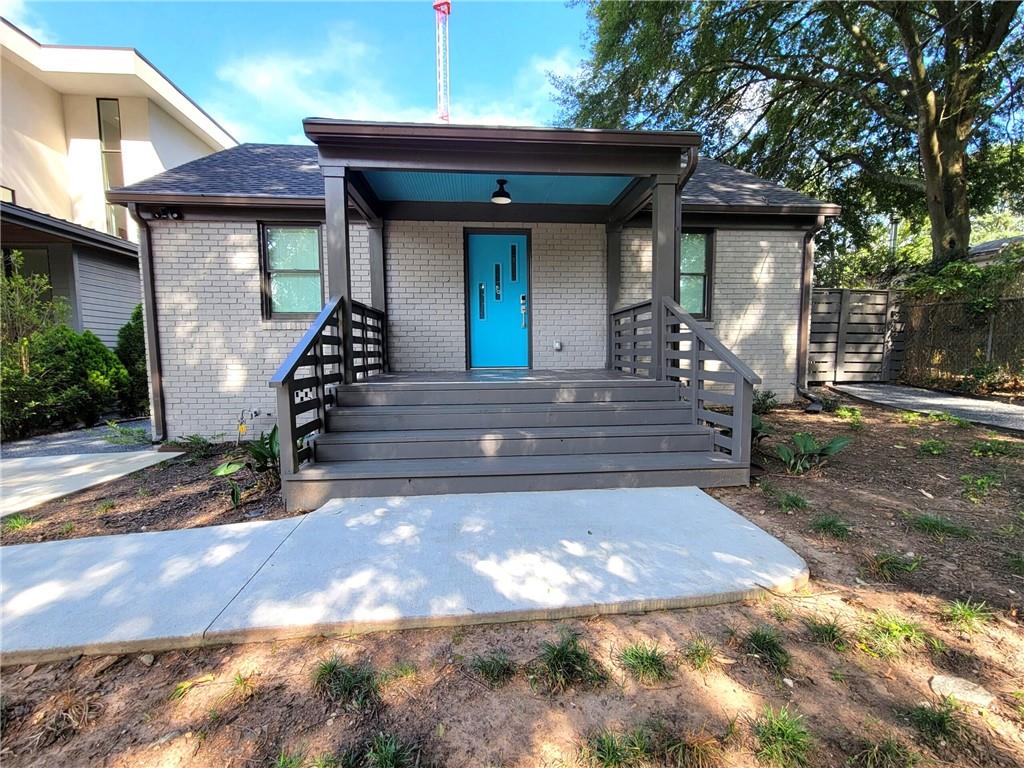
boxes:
[616,226,804,401]
[149,220,369,438]
[385,221,606,371]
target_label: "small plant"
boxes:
[225,671,257,702]
[616,641,674,684]
[2,513,34,532]
[378,662,417,685]
[809,514,851,539]
[849,736,920,768]
[898,411,923,424]
[775,432,851,474]
[211,425,280,507]
[907,697,968,748]
[804,616,847,651]
[273,749,305,768]
[858,611,926,659]
[95,499,116,514]
[918,439,946,456]
[751,413,776,449]
[942,599,993,633]
[103,420,149,446]
[470,650,516,687]
[58,522,75,536]
[835,405,863,430]
[579,727,654,767]
[743,625,790,672]
[769,603,794,623]
[752,706,812,767]
[662,728,724,768]
[27,689,102,748]
[683,634,717,671]
[529,628,606,694]
[169,674,215,701]
[778,492,808,513]
[907,513,970,539]
[311,655,379,711]
[862,552,922,583]
[820,395,840,412]
[960,472,1000,503]
[309,754,343,768]
[1009,552,1024,576]
[753,388,779,415]
[365,732,416,768]
[170,433,217,460]
[970,437,1017,457]
[929,411,970,427]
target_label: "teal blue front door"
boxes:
[467,232,529,368]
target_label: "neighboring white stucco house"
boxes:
[0,18,235,346]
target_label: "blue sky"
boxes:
[5,0,590,143]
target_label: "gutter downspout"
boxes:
[127,203,167,442]
[796,215,826,409]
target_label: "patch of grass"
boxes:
[58,522,74,536]
[804,616,848,651]
[970,437,1017,457]
[862,551,923,583]
[849,736,921,768]
[311,656,380,711]
[918,439,946,456]
[309,754,344,768]
[683,634,717,671]
[225,671,257,702]
[168,674,215,701]
[470,650,516,687]
[906,512,970,538]
[769,603,794,623]
[743,625,790,673]
[662,728,724,768]
[778,492,808,513]
[809,514,851,539]
[2,514,34,532]
[95,499,116,514]
[103,420,150,445]
[961,472,1001,503]
[378,662,416,685]
[167,433,218,460]
[1009,552,1024,576]
[942,599,993,633]
[835,405,863,429]
[858,611,926,659]
[579,727,653,768]
[907,697,968,748]
[273,749,305,768]
[898,411,923,424]
[616,641,674,684]
[529,628,606,694]
[752,706,812,767]
[929,411,970,427]
[365,732,416,768]
[27,689,102,748]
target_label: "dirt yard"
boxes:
[2,395,1023,767]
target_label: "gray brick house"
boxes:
[108,121,837,509]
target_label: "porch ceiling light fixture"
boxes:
[490,178,511,205]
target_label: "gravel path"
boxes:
[0,419,152,458]
[833,383,1024,433]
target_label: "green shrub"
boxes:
[918,439,946,456]
[753,388,779,415]
[115,304,149,415]
[775,433,851,474]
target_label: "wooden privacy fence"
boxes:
[808,289,904,384]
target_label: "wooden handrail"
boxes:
[661,297,762,385]
[609,299,654,378]
[270,295,345,385]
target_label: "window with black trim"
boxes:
[679,230,712,318]
[260,224,323,318]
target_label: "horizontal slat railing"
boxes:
[660,297,761,464]
[609,299,654,377]
[270,296,388,475]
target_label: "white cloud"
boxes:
[1,0,51,41]
[205,27,581,143]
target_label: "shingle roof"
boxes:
[110,143,835,212]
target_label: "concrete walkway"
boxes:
[0,451,181,516]
[0,487,808,664]
[834,383,1024,433]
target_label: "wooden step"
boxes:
[332,379,680,406]
[314,424,714,461]
[285,451,747,509]
[326,401,693,431]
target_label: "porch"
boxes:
[269,122,762,510]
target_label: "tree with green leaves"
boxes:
[559,1,1023,268]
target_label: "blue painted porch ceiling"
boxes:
[362,171,634,206]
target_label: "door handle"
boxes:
[520,294,528,328]
[479,283,486,319]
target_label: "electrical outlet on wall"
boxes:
[553,340,563,351]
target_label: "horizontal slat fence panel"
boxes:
[609,300,654,377]
[808,288,904,384]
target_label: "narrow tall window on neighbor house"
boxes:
[0,186,14,204]
[679,231,712,318]
[261,225,323,318]
[97,98,128,239]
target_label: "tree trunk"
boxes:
[917,121,972,270]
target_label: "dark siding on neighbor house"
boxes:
[75,248,141,347]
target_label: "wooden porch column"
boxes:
[605,223,622,368]
[368,220,386,312]
[323,165,352,300]
[650,175,680,379]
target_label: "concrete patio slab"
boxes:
[0,451,182,515]
[833,383,1024,433]
[207,487,808,643]
[0,517,303,663]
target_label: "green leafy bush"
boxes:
[211,426,281,507]
[753,388,778,415]
[115,304,149,416]
[775,433,851,474]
